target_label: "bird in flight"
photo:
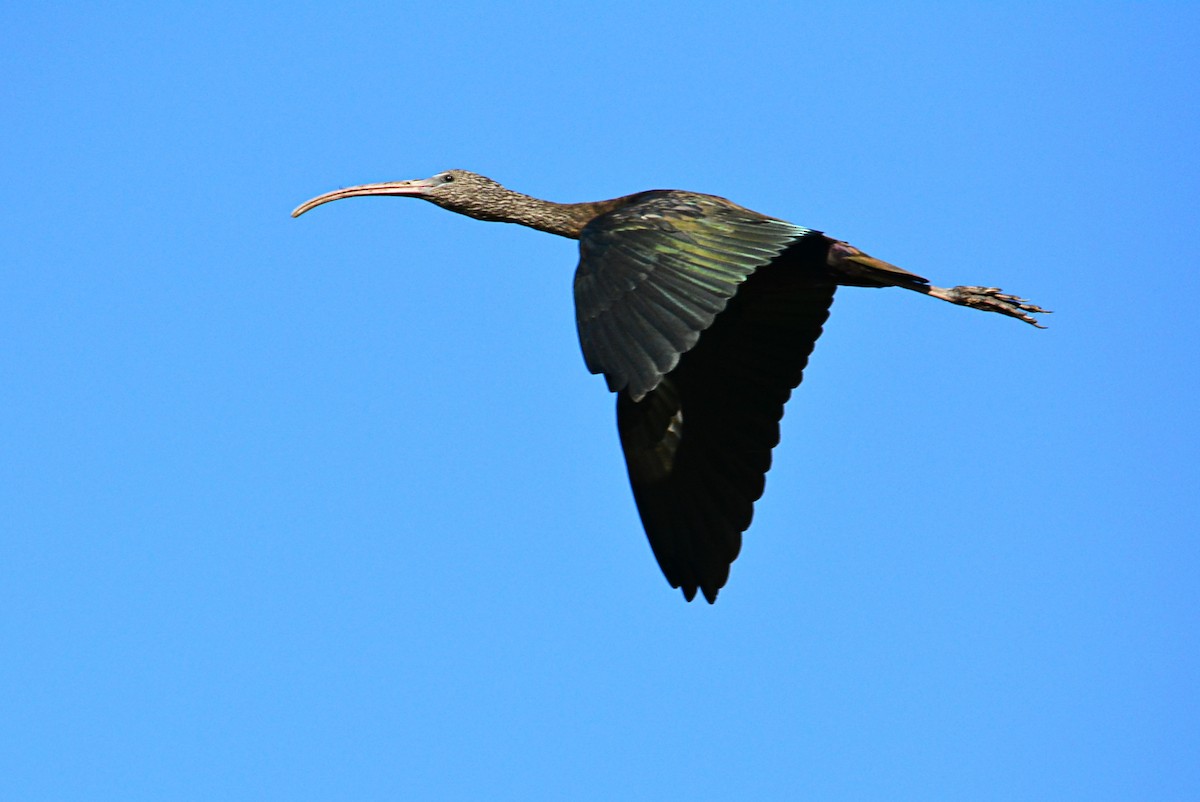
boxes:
[293,169,1047,602]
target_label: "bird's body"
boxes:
[293,170,1047,602]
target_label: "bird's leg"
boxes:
[825,240,1050,328]
[914,285,1050,328]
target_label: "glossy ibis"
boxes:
[293,170,1047,602]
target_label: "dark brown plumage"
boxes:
[293,169,1048,602]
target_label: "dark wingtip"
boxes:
[679,584,720,603]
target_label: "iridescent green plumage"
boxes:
[292,170,1049,603]
[613,233,837,601]
[575,191,816,401]
[573,192,833,602]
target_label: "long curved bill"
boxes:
[291,177,440,218]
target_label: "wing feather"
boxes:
[615,234,837,602]
[575,191,814,401]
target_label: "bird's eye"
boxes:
[442,173,455,183]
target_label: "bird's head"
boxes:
[291,169,515,221]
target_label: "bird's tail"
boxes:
[825,239,929,289]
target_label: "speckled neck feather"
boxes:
[433,185,635,239]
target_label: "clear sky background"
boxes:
[3,4,1197,800]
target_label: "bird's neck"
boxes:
[454,189,635,240]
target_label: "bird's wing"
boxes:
[574,192,814,401]
[616,239,836,602]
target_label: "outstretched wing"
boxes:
[617,236,836,602]
[574,191,815,402]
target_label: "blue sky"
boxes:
[3,4,1197,799]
